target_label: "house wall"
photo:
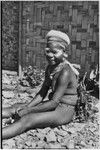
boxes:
[2,1,19,71]
[22,1,99,76]
[2,1,99,76]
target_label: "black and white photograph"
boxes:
[1,1,99,149]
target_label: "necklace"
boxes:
[48,61,67,79]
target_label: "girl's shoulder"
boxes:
[60,62,71,74]
[54,63,71,78]
[59,63,71,78]
[45,62,72,80]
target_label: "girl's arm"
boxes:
[2,81,50,119]
[18,68,70,117]
[27,66,51,107]
[2,67,51,119]
[27,79,50,108]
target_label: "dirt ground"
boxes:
[2,70,100,149]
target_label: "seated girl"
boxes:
[2,30,79,140]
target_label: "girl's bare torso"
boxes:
[46,63,78,105]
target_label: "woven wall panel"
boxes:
[2,1,19,71]
[21,1,99,75]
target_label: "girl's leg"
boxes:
[2,103,27,119]
[3,104,75,140]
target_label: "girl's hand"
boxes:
[12,103,27,110]
[2,107,16,119]
[11,105,26,121]
[2,103,27,119]
[11,107,22,121]
[16,106,28,117]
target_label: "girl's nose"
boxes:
[45,48,54,58]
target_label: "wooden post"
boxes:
[18,1,22,78]
[0,2,1,149]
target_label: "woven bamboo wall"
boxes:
[2,1,19,71]
[21,1,99,76]
[2,1,98,75]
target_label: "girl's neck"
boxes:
[48,58,67,78]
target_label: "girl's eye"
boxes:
[45,48,58,55]
[54,51,57,54]
[45,48,50,53]
[52,51,56,54]
[53,50,58,54]
[45,50,49,53]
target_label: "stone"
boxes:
[36,140,46,148]
[49,143,62,148]
[46,130,57,142]
[38,127,51,134]
[3,139,16,149]
[80,141,86,147]
[25,140,32,147]
[2,74,11,84]
[67,139,75,149]
[3,91,15,99]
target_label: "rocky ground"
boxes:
[2,70,100,149]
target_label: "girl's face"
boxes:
[45,43,64,65]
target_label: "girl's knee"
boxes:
[20,115,33,130]
[55,110,74,125]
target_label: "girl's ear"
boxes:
[63,53,68,58]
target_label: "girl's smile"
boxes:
[45,44,64,65]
